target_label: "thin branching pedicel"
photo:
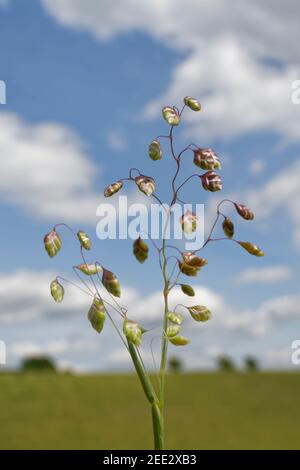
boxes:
[43,96,264,450]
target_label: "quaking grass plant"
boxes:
[44,96,264,450]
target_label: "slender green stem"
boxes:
[152,402,164,450]
[157,118,183,446]
[127,341,164,449]
[158,208,172,444]
[128,116,184,449]
[159,281,169,406]
[127,341,157,404]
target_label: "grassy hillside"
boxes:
[0,372,299,449]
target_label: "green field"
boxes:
[0,372,299,449]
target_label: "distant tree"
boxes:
[21,356,56,373]
[168,356,183,374]
[217,355,236,372]
[244,356,259,372]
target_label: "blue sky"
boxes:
[0,0,300,372]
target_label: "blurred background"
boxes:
[0,0,300,449]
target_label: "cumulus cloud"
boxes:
[0,112,103,223]
[0,270,221,327]
[41,0,300,60]
[9,339,96,372]
[0,269,90,324]
[127,283,300,338]
[122,284,223,324]
[41,0,300,142]
[265,347,293,369]
[0,112,143,224]
[145,39,299,142]
[2,269,299,370]
[260,295,300,320]
[10,338,98,358]
[2,269,299,339]
[206,155,300,252]
[245,157,300,251]
[235,265,293,284]
[108,347,153,366]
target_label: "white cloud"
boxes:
[11,340,64,357]
[122,284,223,325]
[246,158,300,219]
[260,295,300,320]
[41,0,300,142]
[10,338,98,358]
[0,269,90,324]
[0,112,142,224]
[265,347,292,369]
[108,347,154,368]
[145,40,300,143]
[2,269,299,340]
[41,0,300,61]
[108,348,132,364]
[0,112,102,223]
[245,157,300,251]
[9,339,95,372]
[2,269,300,370]
[236,265,293,284]
[207,155,300,252]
